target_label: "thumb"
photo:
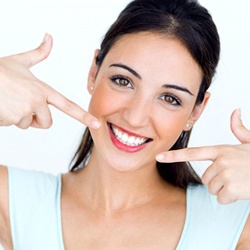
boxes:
[230,108,250,143]
[12,33,53,68]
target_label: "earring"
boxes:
[186,122,193,128]
[90,86,94,91]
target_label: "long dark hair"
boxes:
[70,0,220,188]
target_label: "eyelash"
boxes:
[110,75,182,106]
[159,93,182,106]
[110,75,133,88]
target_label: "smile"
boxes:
[109,123,152,149]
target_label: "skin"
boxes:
[0,34,100,130]
[87,32,208,173]
[0,33,249,249]
[60,32,208,249]
[60,32,209,249]
[157,109,250,204]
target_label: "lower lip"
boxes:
[108,126,149,153]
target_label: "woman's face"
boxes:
[87,32,209,171]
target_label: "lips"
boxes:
[108,123,152,152]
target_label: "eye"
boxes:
[110,75,133,88]
[160,93,181,106]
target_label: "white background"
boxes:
[0,0,250,247]
[0,1,250,174]
[0,0,250,174]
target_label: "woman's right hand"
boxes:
[0,33,100,129]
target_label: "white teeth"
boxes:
[134,138,140,145]
[121,133,128,143]
[128,136,135,145]
[111,124,148,146]
[118,131,122,139]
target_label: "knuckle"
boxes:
[187,148,196,159]
[11,115,22,125]
[208,186,217,196]
[168,150,178,161]
[33,113,53,129]
[16,118,31,130]
[62,99,74,112]
[42,119,53,129]
[23,105,33,115]
[32,94,46,106]
[207,182,218,195]
[220,169,234,182]
[217,191,236,205]
[17,123,30,130]
[216,156,231,168]
[201,174,209,185]
[217,196,228,205]
[222,183,236,197]
[167,150,183,162]
[36,47,49,61]
[82,111,88,120]
[216,157,226,166]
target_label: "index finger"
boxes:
[46,84,101,129]
[156,146,220,163]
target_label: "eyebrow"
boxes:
[109,63,142,79]
[162,84,194,96]
[109,63,194,96]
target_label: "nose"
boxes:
[122,97,152,128]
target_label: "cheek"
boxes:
[88,85,112,118]
[154,112,188,148]
[159,122,183,139]
[88,87,108,118]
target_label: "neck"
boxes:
[70,150,171,214]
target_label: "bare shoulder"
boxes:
[0,165,12,248]
[237,214,250,249]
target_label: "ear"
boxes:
[184,92,210,131]
[87,49,100,94]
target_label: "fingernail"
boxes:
[237,108,241,119]
[91,120,101,129]
[43,33,49,43]
[156,153,165,162]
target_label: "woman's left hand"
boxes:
[156,109,250,204]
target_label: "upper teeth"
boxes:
[111,124,148,146]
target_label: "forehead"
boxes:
[101,32,203,92]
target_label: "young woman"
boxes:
[0,0,250,249]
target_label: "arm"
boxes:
[237,215,250,249]
[0,166,13,249]
[156,109,250,204]
[0,33,100,130]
